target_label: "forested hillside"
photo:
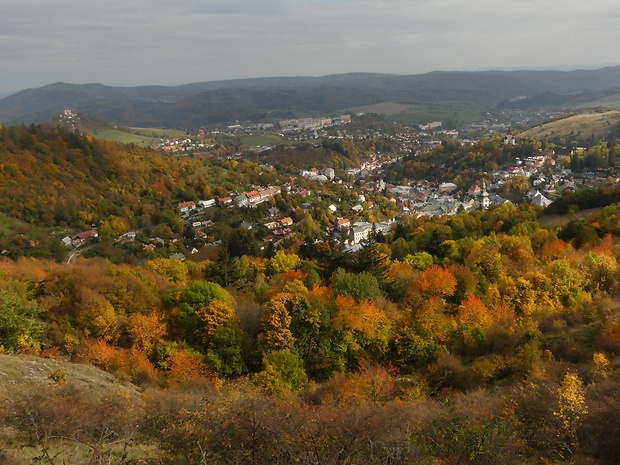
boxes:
[4,66,620,126]
[0,203,619,463]
[0,125,619,464]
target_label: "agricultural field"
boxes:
[387,101,488,126]
[130,127,188,138]
[343,102,418,116]
[239,134,286,148]
[93,128,160,146]
[93,127,188,146]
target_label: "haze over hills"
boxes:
[3,66,620,128]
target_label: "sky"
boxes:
[2,0,620,94]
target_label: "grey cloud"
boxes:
[1,0,619,93]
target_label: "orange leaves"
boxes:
[77,338,158,384]
[332,295,390,356]
[592,233,616,256]
[166,349,212,386]
[456,294,493,329]
[414,265,457,298]
[322,360,398,405]
[263,269,309,300]
[307,284,332,304]
[0,256,48,284]
[541,239,569,260]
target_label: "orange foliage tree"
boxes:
[414,265,458,298]
[332,295,391,362]
[456,294,493,329]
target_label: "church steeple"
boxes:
[482,181,489,209]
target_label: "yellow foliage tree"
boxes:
[555,371,588,455]
[332,295,391,358]
[77,291,119,341]
[268,250,301,275]
[257,293,295,353]
[126,311,166,353]
[145,258,188,284]
[195,299,237,345]
[591,352,610,381]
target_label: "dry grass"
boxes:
[519,111,620,141]
[0,354,138,397]
[537,207,602,229]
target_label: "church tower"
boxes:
[482,181,489,209]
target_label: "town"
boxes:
[54,116,618,264]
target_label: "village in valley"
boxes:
[55,110,616,264]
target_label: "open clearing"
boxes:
[0,212,62,239]
[538,207,603,228]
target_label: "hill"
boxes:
[0,354,137,396]
[2,67,620,128]
[518,110,620,142]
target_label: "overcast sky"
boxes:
[2,0,620,94]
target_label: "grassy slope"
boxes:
[0,354,138,396]
[518,111,620,141]
[0,212,65,240]
[537,207,604,229]
[131,127,188,138]
[0,354,143,464]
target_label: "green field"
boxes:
[131,127,188,138]
[0,212,67,240]
[93,128,159,146]
[388,101,488,125]
[240,134,286,148]
[93,127,189,146]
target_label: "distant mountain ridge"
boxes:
[3,67,620,128]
